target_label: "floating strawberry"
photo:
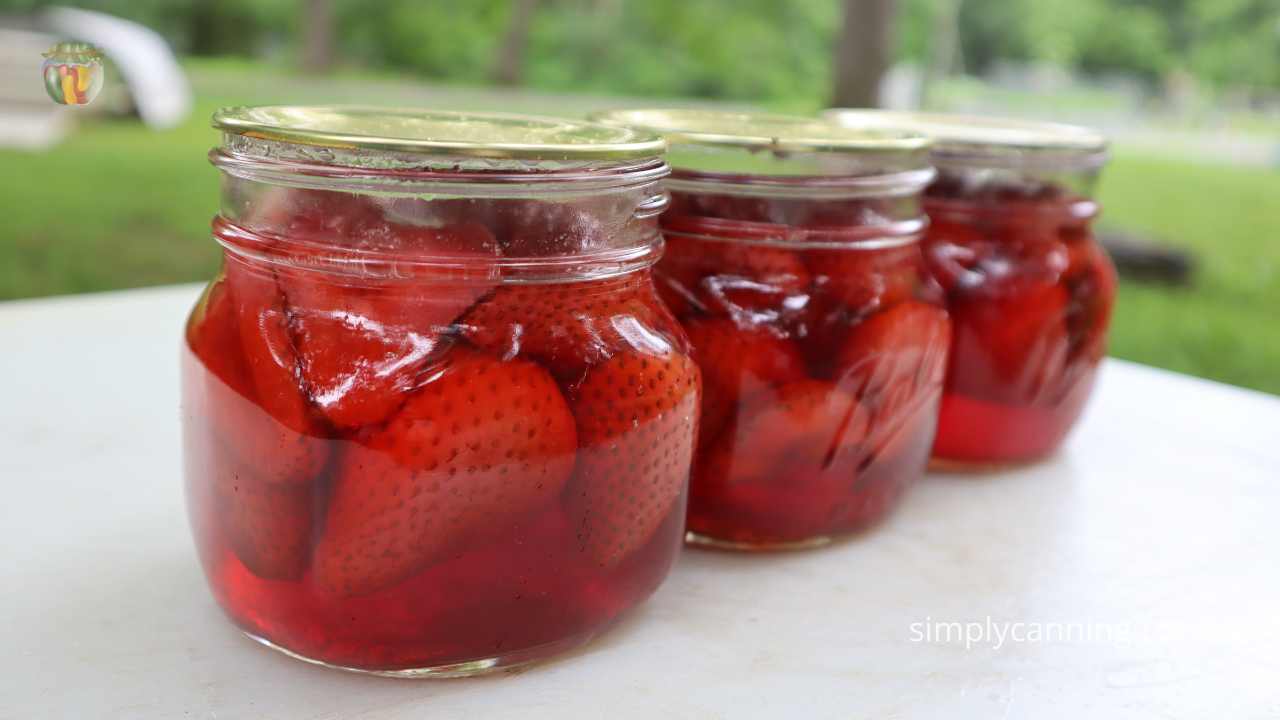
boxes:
[217,258,328,485]
[458,272,679,384]
[651,262,699,319]
[948,280,1071,406]
[239,190,502,429]
[682,317,806,449]
[1063,236,1116,359]
[185,274,251,394]
[659,221,811,322]
[222,259,311,426]
[835,301,950,456]
[277,221,501,429]
[922,220,991,293]
[315,348,578,596]
[804,243,919,317]
[928,222,1069,296]
[568,350,700,569]
[215,462,313,581]
[1061,222,1101,281]
[695,379,870,492]
[835,301,950,396]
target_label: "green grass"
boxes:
[1,60,1277,395]
[0,105,221,298]
[0,60,641,299]
[929,75,1134,116]
[1097,154,1280,395]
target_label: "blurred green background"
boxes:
[0,0,1277,395]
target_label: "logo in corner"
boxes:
[42,41,105,106]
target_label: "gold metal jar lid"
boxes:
[824,109,1107,167]
[591,108,930,155]
[212,105,667,162]
[590,108,933,195]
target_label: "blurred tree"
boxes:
[832,0,898,107]
[493,0,539,85]
[954,0,1025,75]
[338,0,505,83]
[1075,3,1171,81]
[189,0,227,55]
[919,0,961,104]
[1184,0,1280,94]
[301,0,335,72]
[4,0,1275,100]
[521,0,836,104]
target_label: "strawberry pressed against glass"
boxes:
[594,109,945,548]
[183,107,698,675]
[827,111,1115,467]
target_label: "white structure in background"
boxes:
[41,5,191,130]
[0,26,71,148]
[0,6,190,148]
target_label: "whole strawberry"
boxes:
[215,463,313,581]
[279,221,501,429]
[208,262,329,486]
[682,317,806,450]
[804,243,919,318]
[568,349,701,569]
[658,230,810,324]
[690,379,871,543]
[315,348,578,596]
[696,379,870,491]
[185,274,249,394]
[458,273,680,385]
[1063,236,1116,364]
[835,301,950,458]
[948,281,1071,406]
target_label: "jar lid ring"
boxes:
[213,105,667,162]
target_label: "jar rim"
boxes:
[824,110,1108,170]
[213,105,667,163]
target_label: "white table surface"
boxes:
[1,284,1277,720]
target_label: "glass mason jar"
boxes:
[827,111,1116,467]
[183,106,700,676]
[593,109,947,549]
